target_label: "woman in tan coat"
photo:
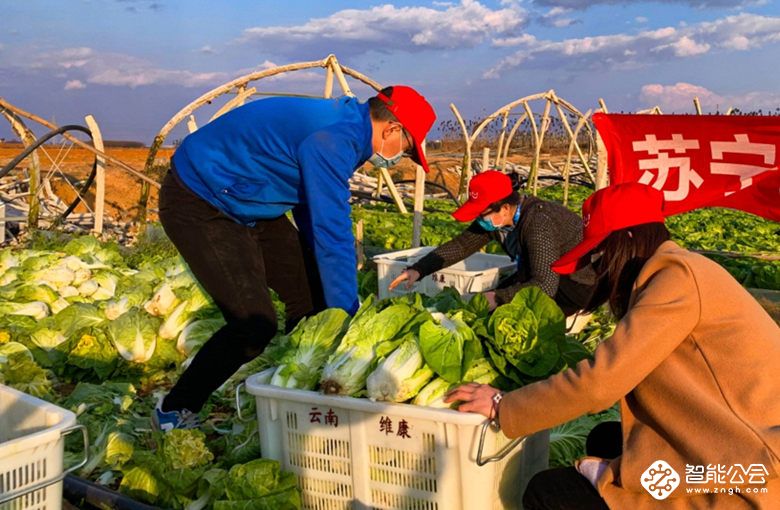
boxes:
[446,182,780,509]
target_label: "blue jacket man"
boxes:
[153,86,436,430]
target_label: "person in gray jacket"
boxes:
[389,170,596,315]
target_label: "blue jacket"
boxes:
[172,96,373,315]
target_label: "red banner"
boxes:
[593,113,780,222]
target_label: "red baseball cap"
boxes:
[377,86,436,173]
[452,170,513,222]
[552,183,666,275]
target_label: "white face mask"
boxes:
[369,128,404,168]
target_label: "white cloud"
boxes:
[64,79,86,90]
[534,0,761,9]
[539,6,578,27]
[635,16,649,23]
[199,45,216,55]
[547,6,572,16]
[89,67,225,88]
[640,82,720,111]
[18,48,341,93]
[640,82,780,112]
[723,34,751,50]
[492,33,537,47]
[663,35,711,56]
[236,0,527,58]
[485,13,780,78]
[231,60,323,83]
[32,47,229,88]
[46,47,94,69]
[549,17,577,27]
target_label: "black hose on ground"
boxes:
[63,475,161,510]
[0,124,99,226]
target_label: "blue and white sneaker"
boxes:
[152,402,200,432]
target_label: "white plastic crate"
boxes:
[374,247,515,300]
[0,385,88,510]
[245,370,549,510]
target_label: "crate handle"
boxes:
[475,420,526,466]
[466,273,485,294]
[0,423,89,505]
[235,382,251,421]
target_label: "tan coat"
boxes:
[498,241,780,509]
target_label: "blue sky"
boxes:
[1,0,779,142]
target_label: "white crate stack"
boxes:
[374,247,516,300]
[0,385,86,510]
[246,370,549,510]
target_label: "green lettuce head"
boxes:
[486,287,566,380]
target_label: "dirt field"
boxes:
[0,143,172,222]
[0,141,567,225]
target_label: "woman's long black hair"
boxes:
[585,222,671,319]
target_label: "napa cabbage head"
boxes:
[106,307,161,363]
[162,429,215,470]
[0,300,50,320]
[177,317,226,356]
[143,282,179,317]
[486,287,565,381]
[366,334,434,402]
[0,249,20,274]
[418,311,482,383]
[158,286,214,340]
[320,298,421,396]
[62,235,123,267]
[50,302,107,337]
[0,267,20,286]
[11,283,59,306]
[0,342,52,397]
[90,271,120,301]
[67,331,118,379]
[186,459,300,510]
[119,429,215,507]
[412,377,453,408]
[270,308,349,390]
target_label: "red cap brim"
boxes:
[452,199,490,222]
[551,235,607,275]
[409,139,430,173]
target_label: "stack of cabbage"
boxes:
[0,235,226,398]
[0,234,302,509]
[0,232,594,510]
[267,287,592,407]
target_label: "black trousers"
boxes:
[523,421,622,510]
[158,168,325,412]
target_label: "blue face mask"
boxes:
[368,150,403,169]
[477,216,499,231]
[478,204,521,232]
[368,130,404,169]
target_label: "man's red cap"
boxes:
[452,170,513,222]
[552,182,666,275]
[377,85,436,173]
